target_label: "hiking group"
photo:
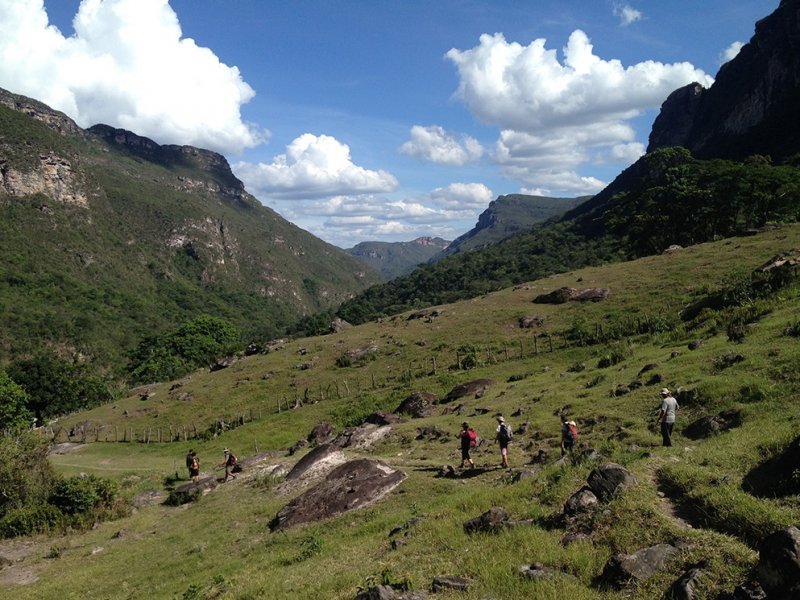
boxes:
[184,448,240,482]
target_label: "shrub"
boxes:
[49,475,118,517]
[0,503,63,538]
[0,370,32,431]
[0,430,58,517]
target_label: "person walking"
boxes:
[458,422,477,469]
[658,388,680,447]
[185,449,195,480]
[220,448,238,481]
[189,450,200,482]
[495,416,513,468]
[560,414,579,460]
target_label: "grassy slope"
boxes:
[4,225,800,599]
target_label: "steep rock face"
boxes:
[88,124,248,203]
[0,88,83,136]
[0,152,88,206]
[648,0,800,161]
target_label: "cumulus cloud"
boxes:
[233,134,399,200]
[721,41,744,65]
[430,183,494,210]
[446,30,712,195]
[0,0,264,154]
[612,2,643,27]
[400,125,483,166]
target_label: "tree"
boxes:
[0,370,32,431]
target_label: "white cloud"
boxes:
[613,2,643,27]
[400,125,483,166]
[446,30,713,195]
[0,0,264,154]
[430,183,494,210]
[234,134,399,200]
[721,41,744,65]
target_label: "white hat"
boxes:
[660,388,671,396]
[497,416,505,423]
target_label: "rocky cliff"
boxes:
[648,0,800,161]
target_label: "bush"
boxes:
[49,475,118,517]
[0,370,32,431]
[0,430,57,517]
[0,503,63,538]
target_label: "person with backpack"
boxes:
[495,416,513,468]
[185,449,195,480]
[220,448,238,481]
[189,450,200,482]
[560,415,579,461]
[458,421,477,469]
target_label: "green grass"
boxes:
[5,225,800,599]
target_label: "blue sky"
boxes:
[0,0,779,248]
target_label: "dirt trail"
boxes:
[644,458,695,530]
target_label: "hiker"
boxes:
[495,416,513,468]
[458,422,477,469]
[560,415,579,460]
[658,388,680,447]
[220,448,238,481]
[189,450,200,482]
[185,449,195,480]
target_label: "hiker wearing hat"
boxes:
[495,416,513,468]
[220,448,238,481]
[458,422,477,469]
[657,388,679,447]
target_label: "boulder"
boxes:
[684,409,743,440]
[563,487,599,516]
[364,411,404,426]
[573,287,610,302]
[756,526,800,599]
[463,506,510,534]
[284,443,345,482]
[333,424,393,449]
[270,459,406,531]
[518,563,577,582]
[442,379,495,403]
[415,425,448,441]
[395,392,438,418]
[353,585,397,600]
[307,422,336,445]
[165,477,216,505]
[533,287,577,304]
[330,318,352,333]
[600,543,680,588]
[587,463,637,503]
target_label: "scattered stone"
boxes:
[330,318,352,333]
[287,439,308,455]
[442,379,496,403]
[354,585,398,600]
[561,532,592,546]
[646,374,664,386]
[518,563,577,582]
[684,409,743,440]
[165,477,216,505]
[431,576,471,592]
[334,424,393,450]
[519,315,545,328]
[533,287,577,304]
[511,469,539,483]
[436,465,457,478]
[563,487,599,516]
[345,343,379,359]
[756,526,800,599]
[688,340,704,350]
[210,356,237,371]
[395,392,438,418]
[364,411,404,426]
[599,543,680,589]
[307,422,336,446]
[613,385,631,397]
[271,459,406,531]
[463,506,510,534]
[638,363,659,375]
[667,558,710,600]
[415,425,448,441]
[573,287,610,302]
[587,463,637,503]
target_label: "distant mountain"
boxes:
[346,237,449,280]
[648,0,800,161]
[337,0,800,324]
[439,194,589,258]
[0,88,381,371]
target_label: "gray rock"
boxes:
[442,379,496,403]
[563,487,599,515]
[395,392,438,418]
[518,562,577,582]
[284,443,340,481]
[600,543,680,588]
[307,422,336,445]
[684,409,743,440]
[587,463,637,503]
[431,576,471,592]
[354,585,398,600]
[271,459,406,531]
[757,526,800,600]
[463,506,510,534]
[667,558,710,600]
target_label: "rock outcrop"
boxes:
[270,459,406,531]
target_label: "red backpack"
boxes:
[467,429,477,447]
